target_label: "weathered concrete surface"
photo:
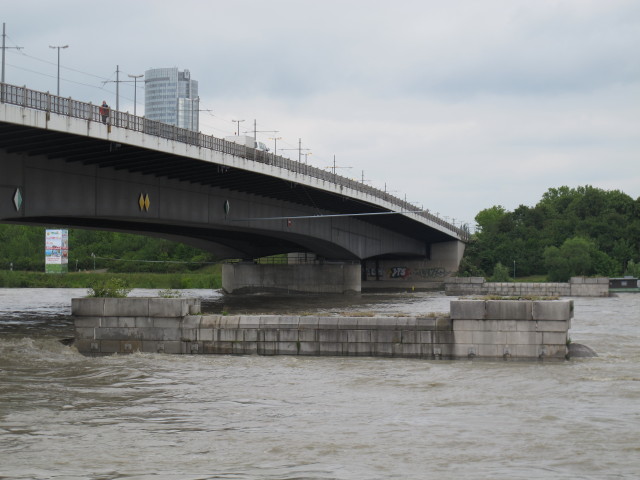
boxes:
[73,298,576,361]
[222,263,362,294]
[445,277,609,297]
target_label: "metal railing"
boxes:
[0,82,469,241]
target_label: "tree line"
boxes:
[460,185,640,281]
[0,227,218,273]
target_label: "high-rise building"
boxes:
[144,67,199,131]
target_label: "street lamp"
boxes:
[232,119,244,136]
[269,136,282,155]
[49,44,68,96]
[128,73,143,116]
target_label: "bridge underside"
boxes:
[0,116,462,263]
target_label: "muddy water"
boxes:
[0,289,638,479]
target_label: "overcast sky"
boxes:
[3,0,639,228]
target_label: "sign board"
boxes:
[45,229,68,273]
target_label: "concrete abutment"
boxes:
[73,297,575,361]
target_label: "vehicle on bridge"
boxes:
[224,135,269,152]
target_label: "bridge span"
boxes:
[0,83,468,292]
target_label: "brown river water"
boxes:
[0,288,638,479]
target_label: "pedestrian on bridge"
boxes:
[99,101,110,124]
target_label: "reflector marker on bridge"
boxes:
[229,210,426,222]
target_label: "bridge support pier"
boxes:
[222,262,361,294]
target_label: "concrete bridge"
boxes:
[0,83,468,292]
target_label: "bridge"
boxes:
[0,83,468,292]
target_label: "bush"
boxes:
[490,262,512,282]
[87,278,132,297]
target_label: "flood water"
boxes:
[0,288,638,479]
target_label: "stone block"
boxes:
[104,298,149,317]
[217,329,241,342]
[298,341,319,355]
[134,317,154,328]
[396,317,417,329]
[74,317,101,328]
[100,340,120,353]
[452,319,480,331]
[74,327,95,339]
[120,340,142,354]
[420,343,433,357]
[486,301,532,321]
[493,320,517,332]
[221,316,242,328]
[101,317,120,328]
[72,297,104,317]
[319,342,342,356]
[506,331,541,345]
[181,328,198,342]
[277,342,299,355]
[279,329,300,342]
[515,320,537,332]
[436,317,453,331]
[537,320,569,332]
[453,330,474,344]
[348,329,372,343]
[372,343,393,356]
[532,301,572,321]
[298,317,319,329]
[74,339,95,354]
[261,315,299,329]
[417,330,433,344]
[338,317,359,329]
[95,327,135,340]
[243,329,259,342]
[515,344,538,358]
[373,330,399,343]
[318,329,340,343]
[261,329,279,342]
[160,327,182,341]
[148,341,181,354]
[452,343,476,358]
[478,344,500,358]
[401,330,417,343]
[473,331,506,345]
[117,317,136,328]
[198,328,214,342]
[434,331,455,345]
[208,342,233,354]
[258,342,277,355]
[450,301,486,320]
[543,332,567,345]
[415,317,437,329]
[181,315,201,329]
[153,317,182,328]
[298,329,316,342]
[317,317,339,329]
[394,343,420,357]
[149,298,188,317]
[235,342,257,355]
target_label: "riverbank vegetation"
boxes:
[460,186,640,281]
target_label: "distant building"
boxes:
[144,67,199,131]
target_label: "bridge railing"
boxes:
[0,82,469,241]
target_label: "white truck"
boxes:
[224,135,269,152]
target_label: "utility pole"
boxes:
[49,44,69,96]
[102,65,123,112]
[127,73,143,116]
[1,23,23,84]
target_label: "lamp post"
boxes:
[127,73,143,116]
[232,119,244,136]
[49,44,68,96]
[269,136,282,155]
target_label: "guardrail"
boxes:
[0,83,469,241]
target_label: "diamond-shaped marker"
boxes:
[13,188,22,211]
[144,194,150,211]
[138,193,145,211]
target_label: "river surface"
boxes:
[0,288,638,479]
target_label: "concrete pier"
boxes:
[445,276,609,297]
[222,262,361,294]
[73,297,573,360]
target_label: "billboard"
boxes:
[45,229,68,273]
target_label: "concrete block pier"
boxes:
[73,298,573,360]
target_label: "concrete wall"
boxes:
[73,298,572,361]
[222,263,362,294]
[445,276,609,297]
